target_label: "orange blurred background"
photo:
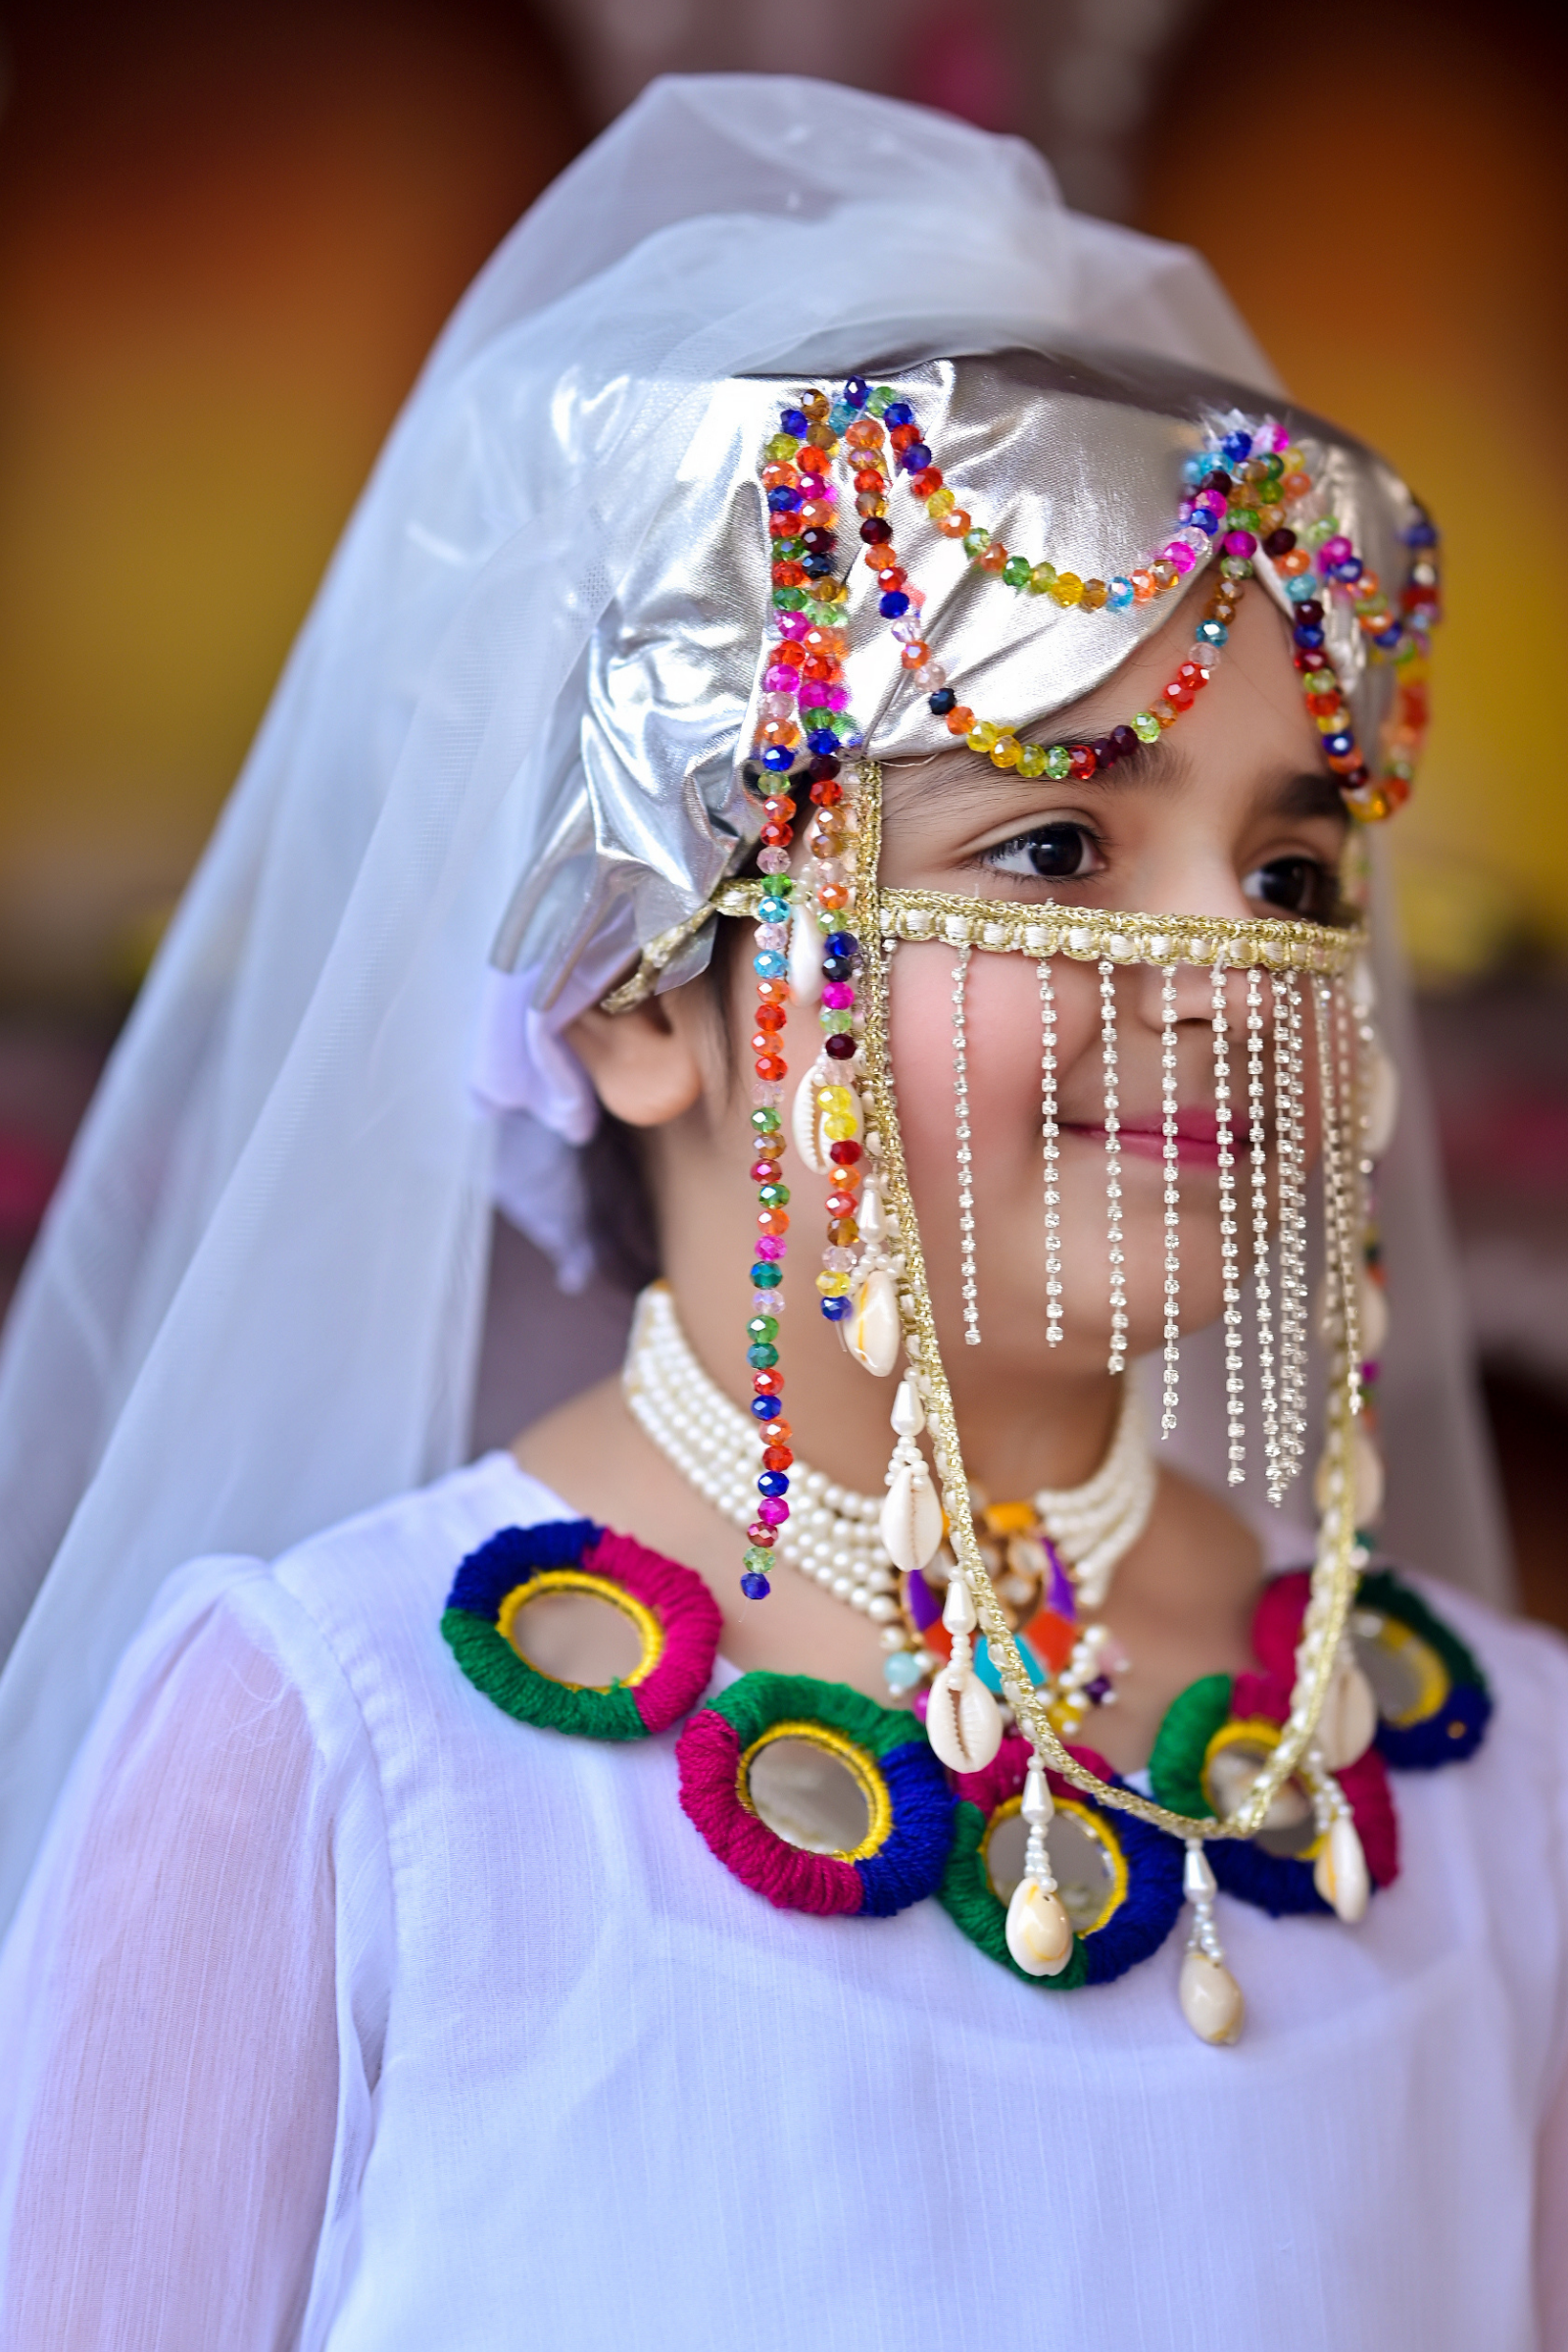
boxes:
[0,0,1563,1596]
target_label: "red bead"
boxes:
[771,562,806,588]
[809,779,844,806]
[754,1053,786,1082]
[750,1158,782,1183]
[754,1003,785,1032]
[907,466,943,497]
[888,422,918,452]
[761,1445,794,1472]
[1068,745,1098,778]
[753,1368,784,1395]
[759,823,792,848]
[829,1139,862,1164]
[1176,662,1204,688]
[747,1523,777,1546]
[1164,682,1194,710]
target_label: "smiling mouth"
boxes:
[1063,1113,1254,1170]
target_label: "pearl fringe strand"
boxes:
[624,1282,1155,1633]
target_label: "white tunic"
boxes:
[2,1449,1566,2351]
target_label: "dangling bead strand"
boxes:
[1211,961,1246,1484]
[738,796,799,1599]
[953,945,980,1346]
[1178,1842,1245,2044]
[1040,957,1063,1348]
[1004,1751,1075,1977]
[1248,967,1280,1493]
[1100,960,1127,1377]
[1159,961,1181,1435]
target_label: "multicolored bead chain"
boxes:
[738,807,798,1601]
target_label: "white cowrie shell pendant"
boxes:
[878,1456,944,1573]
[790,1067,832,1174]
[1005,1879,1074,1977]
[1179,1949,1245,2044]
[842,1267,900,1378]
[1317,1658,1378,1773]
[924,1670,1003,1774]
[1313,1812,1370,1924]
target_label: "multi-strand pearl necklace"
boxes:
[623,1282,1155,1674]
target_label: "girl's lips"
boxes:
[1063,1113,1252,1170]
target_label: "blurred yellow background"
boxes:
[0,0,1561,1000]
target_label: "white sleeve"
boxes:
[0,1560,390,2352]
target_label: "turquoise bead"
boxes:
[883,1651,924,1694]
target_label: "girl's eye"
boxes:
[1244,856,1340,923]
[984,822,1102,881]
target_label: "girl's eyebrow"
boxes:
[889,736,1346,822]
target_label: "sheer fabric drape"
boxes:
[0,1566,385,2350]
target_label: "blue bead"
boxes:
[899,441,931,473]
[883,1650,924,1693]
[828,402,856,433]
[1221,429,1252,466]
[758,1471,790,1495]
[758,898,790,926]
[1374,624,1403,649]
[753,950,786,978]
[751,1262,781,1288]
[802,553,833,578]
[1286,575,1318,603]
[1324,732,1354,758]
[739,1571,772,1600]
[1196,618,1228,646]
[1182,454,1208,485]
[1404,517,1438,548]
[761,745,796,770]
[844,376,869,408]
[824,930,858,958]
[1107,577,1134,609]
[1330,558,1362,582]
[1293,623,1325,650]
[821,954,854,981]
[883,400,913,427]
[927,686,956,714]
[1191,509,1219,535]
[766,486,801,513]
[820,1296,851,1321]
[879,590,910,617]
[751,1395,782,1421]
[780,407,808,436]
[807,729,839,757]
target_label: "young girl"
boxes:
[0,74,1560,2352]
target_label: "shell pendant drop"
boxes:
[923,1551,1004,1775]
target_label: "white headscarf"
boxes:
[0,74,1508,1934]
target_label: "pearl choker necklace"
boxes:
[623,1282,1155,1693]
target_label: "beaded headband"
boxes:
[753,373,1439,825]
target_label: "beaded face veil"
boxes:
[598,353,1440,2028]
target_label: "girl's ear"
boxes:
[565,986,712,1129]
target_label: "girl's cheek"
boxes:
[887,949,1101,1192]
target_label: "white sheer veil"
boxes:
[0,74,1509,1936]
